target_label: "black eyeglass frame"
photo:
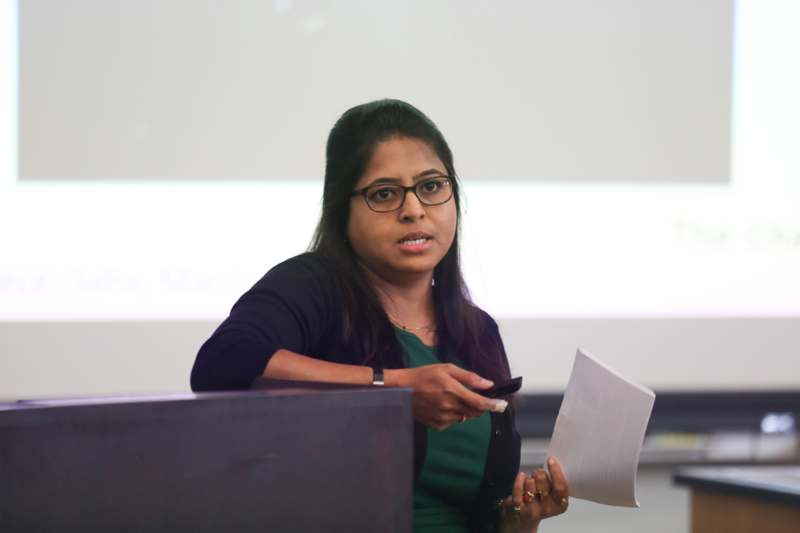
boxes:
[350,176,454,213]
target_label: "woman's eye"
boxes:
[421,180,442,193]
[369,188,397,202]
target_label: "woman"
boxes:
[191,99,569,532]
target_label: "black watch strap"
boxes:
[372,367,385,386]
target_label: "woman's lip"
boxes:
[397,237,433,253]
[397,233,433,242]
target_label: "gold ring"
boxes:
[523,490,535,503]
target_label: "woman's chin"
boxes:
[389,257,440,277]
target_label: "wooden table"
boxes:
[674,466,800,533]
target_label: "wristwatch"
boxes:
[372,367,385,386]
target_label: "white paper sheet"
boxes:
[545,349,656,507]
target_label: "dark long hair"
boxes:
[309,99,509,383]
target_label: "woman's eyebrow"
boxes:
[365,168,446,187]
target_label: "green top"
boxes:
[394,327,492,533]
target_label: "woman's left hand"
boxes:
[498,457,569,532]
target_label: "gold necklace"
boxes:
[386,311,437,332]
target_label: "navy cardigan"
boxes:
[191,253,521,532]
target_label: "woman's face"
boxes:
[347,136,457,283]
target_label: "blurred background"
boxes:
[1,1,798,531]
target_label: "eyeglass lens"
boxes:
[365,178,452,212]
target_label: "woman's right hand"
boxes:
[386,364,507,431]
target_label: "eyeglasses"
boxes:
[351,176,454,213]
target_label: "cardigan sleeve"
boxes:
[190,253,335,391]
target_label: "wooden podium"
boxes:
[0,382,413,532]
[674,466,800,533]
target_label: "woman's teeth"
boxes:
[400,238,428,245]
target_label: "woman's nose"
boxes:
[398,189,426,220]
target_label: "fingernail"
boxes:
[491,399,508,413]
[548,458,555,467]
[482,379,493,386]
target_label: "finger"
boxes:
[431,420,448,432]
[444,364,494,390]
[434,410,464,431]
[530,471,564,519]
[522,476,537,504]
[449,379,507,413]
[456,398,485,420]
[533,469,551,499]
[546,457,570,500]
[502,495,513,508]
[521,476,544,521]
[511,472,526,509]
[500,495,519,519]
[452,411,467,425]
